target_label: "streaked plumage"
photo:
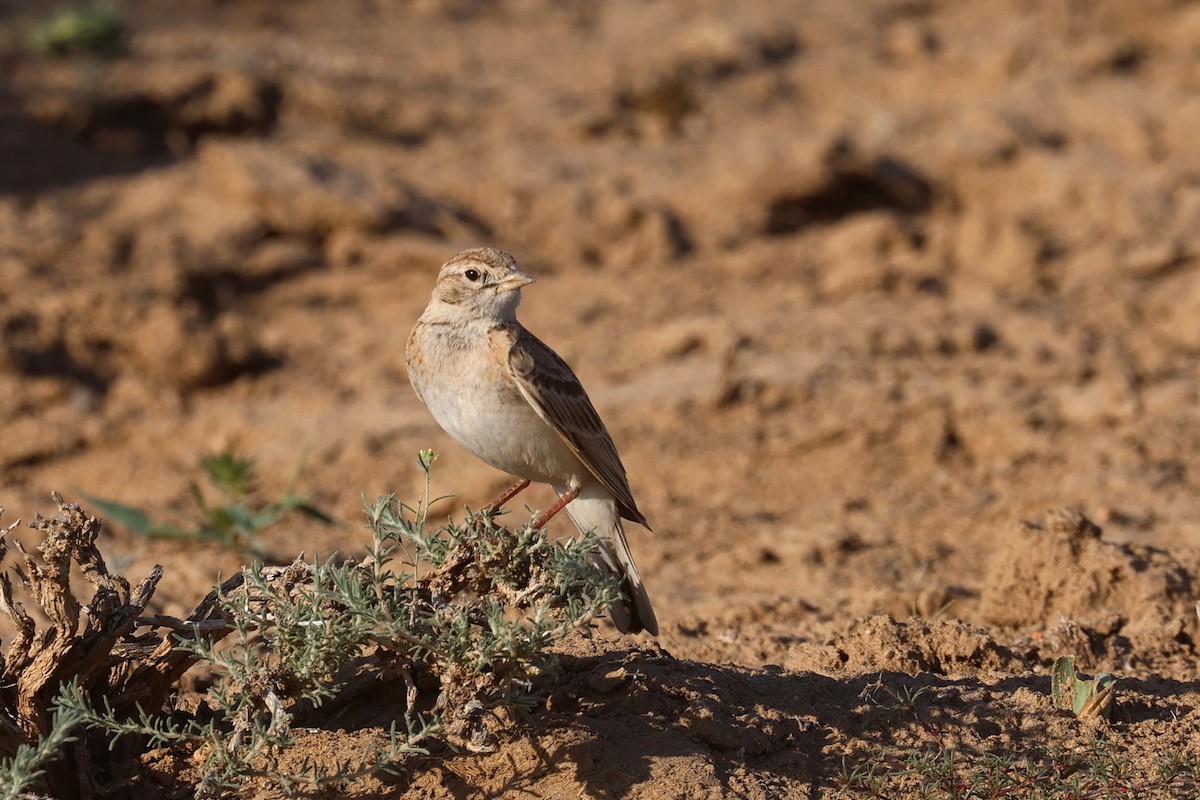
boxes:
[405,248,657,635]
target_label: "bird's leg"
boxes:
[484,479,532,515]
[530,485,580,529]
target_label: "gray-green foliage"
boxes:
[59,450,620,795]
[0,697,87,800]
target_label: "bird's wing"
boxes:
[505,326,649,527]
[404,324,429,406]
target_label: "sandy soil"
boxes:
[3,0,1200,797]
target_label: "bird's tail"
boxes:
[594,518,659,636]
[560,486,658,636]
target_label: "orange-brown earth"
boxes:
[2,0,1200,797]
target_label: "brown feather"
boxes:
[504,326,649,528]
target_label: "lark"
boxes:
[406,248,658,635]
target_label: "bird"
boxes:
[406,247,658,635]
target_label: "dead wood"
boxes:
[0,494,245,776]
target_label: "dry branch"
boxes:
[0,494,243,771]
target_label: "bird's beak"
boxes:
[495,272,534,293]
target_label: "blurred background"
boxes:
[1,0,1199,662]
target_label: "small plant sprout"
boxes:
[1051,655,1116,720]
[26,4,127,57]
[83,445,335,556]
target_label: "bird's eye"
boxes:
[464,269,481,282]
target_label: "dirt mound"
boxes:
[981,507,1199,676]
[807,615,1026,676]
[982,508,1196,629]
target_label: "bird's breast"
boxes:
[409,326,583,484]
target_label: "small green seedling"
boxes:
[1051,655,1116,720]
[27,5,127,57]
[84,446,335,556]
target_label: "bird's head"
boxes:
[428,248,534,321]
